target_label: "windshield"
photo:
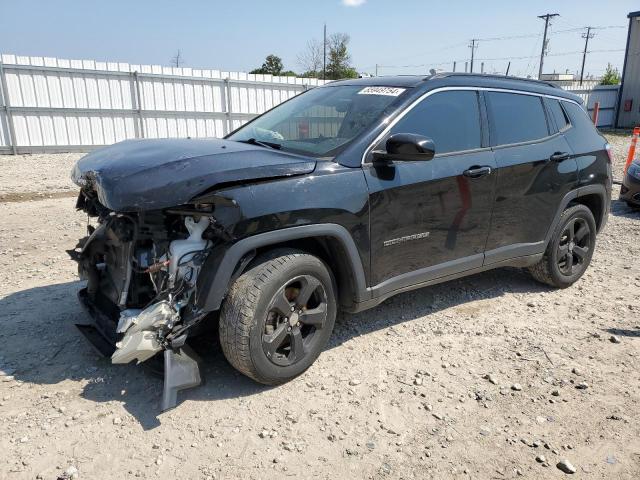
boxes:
[227,85,408,158]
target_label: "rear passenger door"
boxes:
[483,91,578,264]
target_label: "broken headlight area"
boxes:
[69,191,225,410]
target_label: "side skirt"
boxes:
[348,252,543,313]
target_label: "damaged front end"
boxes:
[67,138,316,410]
[69,191,228,410]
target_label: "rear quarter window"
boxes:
[562,101,596,132]
[486,92,549,146]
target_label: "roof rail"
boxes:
[427,72,562,89]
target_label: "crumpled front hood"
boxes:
[72,138,316,211]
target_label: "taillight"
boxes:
[605,143,613,164]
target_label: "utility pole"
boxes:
[505,61,511,76]
[323,23,327,81]
[469,39,478,73]
[537,13,559,79]
[375,64,378,77]
[580,26,595,86]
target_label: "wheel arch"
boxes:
[544,184,609,248]
[569,192,605,232]
[196,224,369,313]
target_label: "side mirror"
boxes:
[372,133,435,164]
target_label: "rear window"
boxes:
[547,99,570,131]
[487,92,549,146]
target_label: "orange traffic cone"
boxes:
[624,127,640,174]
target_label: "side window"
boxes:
[547,99,570,131]
[562,101,596,132]
[388,90,482,154]
[486,92,549,145]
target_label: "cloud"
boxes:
[342,0,366,6]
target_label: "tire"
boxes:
[528,204,597,288]
[219,248,337,385]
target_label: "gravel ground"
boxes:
[0,133,639,480]
[0,152,82,202]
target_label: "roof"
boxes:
[629,11,640,18]
[327,73,560,89]
[433,72,560,89]
[324,73,580,102]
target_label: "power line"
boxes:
[374,48,624,71]
[365,24,627,70]
[524,33,544,78]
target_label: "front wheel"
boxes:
[219,249,337,385]
[528,204,596,288]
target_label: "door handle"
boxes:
[550,151,570,162]
[463,166,492,178]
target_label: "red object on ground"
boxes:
[624,127,640,174]
[592,102,600,126]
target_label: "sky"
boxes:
[0,0,637,79]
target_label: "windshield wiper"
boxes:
[239,138,282,150]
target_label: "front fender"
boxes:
[195,223,369,312]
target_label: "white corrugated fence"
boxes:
[0,54,328,154]
[0,53,624,154]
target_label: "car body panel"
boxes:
[620,162,640,206]
[193,161,371,310]
[71,138,317,211]
[364,149,497,285]
[484,134,579,252]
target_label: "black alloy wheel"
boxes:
[262,275,328,367]
[528,204,597,288]
[556,216,591,277]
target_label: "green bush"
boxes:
[600,64,620,86]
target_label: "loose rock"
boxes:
[556,459,577,474]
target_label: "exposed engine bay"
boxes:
[69,190,228,410]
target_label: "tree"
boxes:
[250,54,284,75]
[170,50,185,68]
[325,33,358,80]
[297,39,323,77]
[600,63,621,85]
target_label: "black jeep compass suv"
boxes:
[70,73,612,409]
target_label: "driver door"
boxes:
[363,89,497,292]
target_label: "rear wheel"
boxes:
[219,249,337,384]
[528,204,596,288]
